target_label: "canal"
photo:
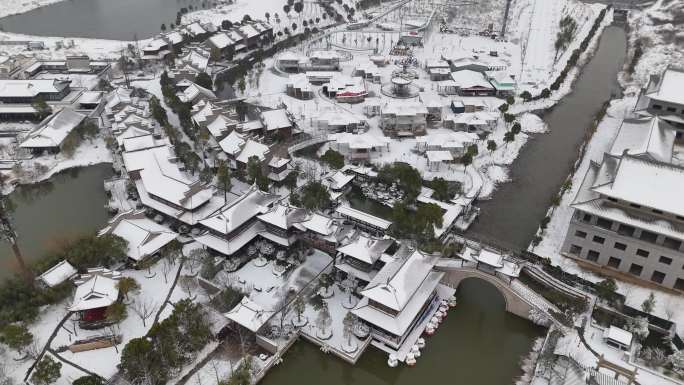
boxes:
[0,0,209,40]
[261,279,544,385]
[467,26,628,250]
[0,164,113,279]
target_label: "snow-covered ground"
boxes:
[620,0,684,95]
[0,0,67,18]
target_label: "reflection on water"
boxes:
[261,279,544,385]
[0,164,113,278]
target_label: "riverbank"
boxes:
[1,137,113,196]
[0,0,66,19]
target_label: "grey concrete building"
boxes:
[560,117,684,292]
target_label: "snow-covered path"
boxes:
[519,0,561,86]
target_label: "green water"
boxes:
[262,279,544,385]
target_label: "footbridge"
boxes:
[435,260,561,324]
[287,134,331,155]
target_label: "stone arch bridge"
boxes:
[435,262,558,322]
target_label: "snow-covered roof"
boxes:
[78,91,103,105]
[278,51,304,62]
[69,275,119,311]
[166,31,184,45]
[206,115,237,138]
[323,170,354,191]
[336,205,392,230]
[353,271,443,336]
[121,134,160,152]
[605,326,633,347]
[331,132,388,150]
[300,213,337,236]
[286,73,312,92]
[225,296,273,332]
[208,32,236,49]
[426,150,453,163]
[592,155,684,217]
[381,101,428,116]
[360,250,439,312]
[178,82,216,103]
[261,109,291,130]
[257,201,307,230]
[474,248,504,267]
[450,70,494,89]
[218,130,245,155]
[646,66,684,106]
[236,140,269,164]
[418,91,443,108]
[268,157,290,168]
[608,117,674,163]
[238,24,261,39]
[20,108,86,148]
[37,260,76,288]
[309,50,340,60]
[123,145,213,209]
[336,234,395,265]
[200,186,279,235]
[100,210,178,262]
[184,22,207,36]
[0,79,70,98]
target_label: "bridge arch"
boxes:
[438,267,534,320]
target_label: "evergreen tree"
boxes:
[31,356,61,385]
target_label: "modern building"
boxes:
[560,117,684,292]
[449,70,496,97]
[380,101,428,137]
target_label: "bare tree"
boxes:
[131,298,158,327]
[179,276,198,300]
[161,257,174,284]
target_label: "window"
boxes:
[596,218,613,230]
[617,224,635,237]
[593,235,605,244]
[639,230,658,244]
[607,257,621,268]
[629,263,643,276]
[667,107,677,112]
[575,230,587,239]
[653,104,662,110]
[675,278,684,291]
[569,245,582,256]
[652,209,663,214]
[630,203,642,209]
[659,256,672,265]
[651,271,666,284]
[663,237,682,251]
[587,250,600,262]
[581,213,592,223]
[607,197,618,203]
[636,249,650,258]
[614,242,627,251]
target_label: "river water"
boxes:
[467,26,627,250]
[0,0,209,40]
[0,164,113,279]
[261,279,544,385]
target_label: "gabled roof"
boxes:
[450,70,494,89]
[360,250,439,312]
[261,109,291,130]
[37,260,76,288]
[20,108,86,148]
[645,66,684,106]
[608,117,675,163]
[225,296,273,332]
[0,79,70,98]
[100,210,178,261]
